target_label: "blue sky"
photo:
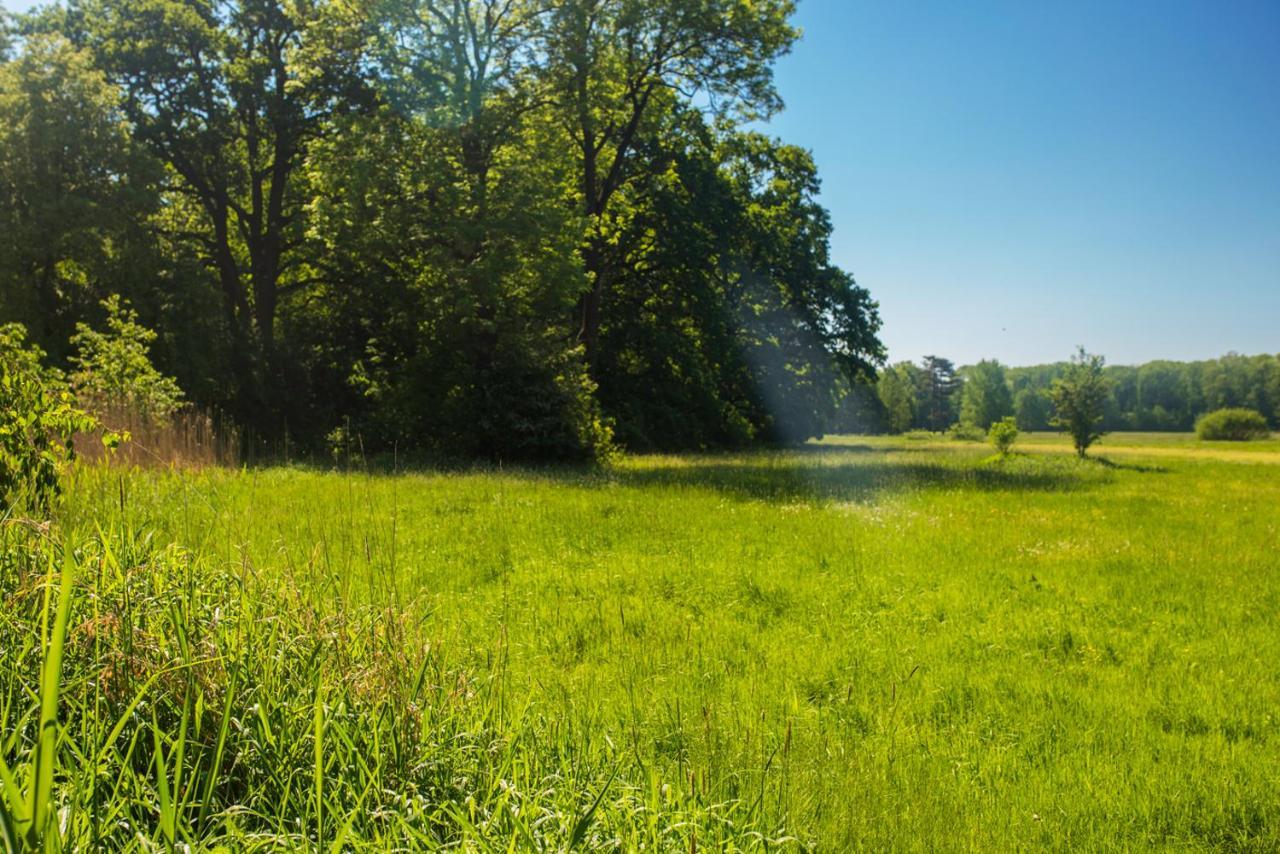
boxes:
[764,0,1280,365]
[5,0,1278,366]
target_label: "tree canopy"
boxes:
[0,0,884,459]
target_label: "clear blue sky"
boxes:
[5,0,1278,366]
[764,0,1280,365]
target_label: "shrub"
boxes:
[1050,348,1109,458]
[70,295,184,424]
[988,416,1019,456]
[1195,408,1270,441]
[947,423,985,442]
[0,324,105,511]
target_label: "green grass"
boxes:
[1012,430,1280,453]
[2,434,1278,849]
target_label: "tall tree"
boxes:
[542,0,797,371]
[916,355,960,431]
[593,114,882,448]
[82,0,365,417]
[0,0,887,458]
[298,0,611,459]
[1014,387,1051,431]
[959,359,1013,430]
[0,32,159,358]
[878,362,917,434]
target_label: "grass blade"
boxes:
[24,543,75,849]
[568,764,620,851]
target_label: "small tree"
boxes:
[988,416,1018,457]
[0,323,103,511]
[70,295,184,423]
[1050,348,1110,458]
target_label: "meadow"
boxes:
[3,433,1278,850]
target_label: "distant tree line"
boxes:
[839,352,1280,434]
[0,0,884,461]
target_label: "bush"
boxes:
[947,423,985,442]
[0,324,105,511]
[988,416,1018,456]
[70,295,185,424]
[1195,408,1270,441]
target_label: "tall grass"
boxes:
[2,434,1278,849]
[0,508,760,848]
[74,404,240,469]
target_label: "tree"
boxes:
[594,119,882,448]
[0,32,160,359]
[1014,387,1052,431]
[1136,361,1190,429]
[82,0,367,419]
[298,1,613,460]
[916,355,961,431]
[835,381,887,434]
[959,359,1013,430]
[542,0,798,372]
[1050,348,1110,458]
[70,295,185,423]
[877,362,917,434]
[0,0,883,460]
[988,416,1018,457]
[0,323,102,511]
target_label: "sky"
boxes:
[4,0,1278,367]
[762,0,1280,365]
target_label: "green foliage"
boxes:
[0,31,160,360]
[0,324,100,511]
[1014,386,1052,430]
[0,539,75,849]
[1008,352,1280,433]
[946,423,985,442]
[80,0,371,427]
[988,416,1019,456]
[960,359,1013,429]
[70,295,185,423]
[3,0,880,459]
[877,362,918,434]
[834,381,888,434]
[1050,348,1110,458]
[594,119,883,449]
[915,355,962,431]
[1195,408,1270,441]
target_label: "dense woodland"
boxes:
[3,1,1274,464]
[844,352,1280,435]
[0,0,886,460]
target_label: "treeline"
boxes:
[840,352,1280,434]
[0,0,884,461]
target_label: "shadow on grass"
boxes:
[1091,456,1169,474]
[607,457,1102,504]
[790,442,882,456]
[308,439,1165,506]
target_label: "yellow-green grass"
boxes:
[1010,431,1280,455]
[3,437,1278,849]
[845,430,1280,463]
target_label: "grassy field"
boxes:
[3,433,1278,849]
